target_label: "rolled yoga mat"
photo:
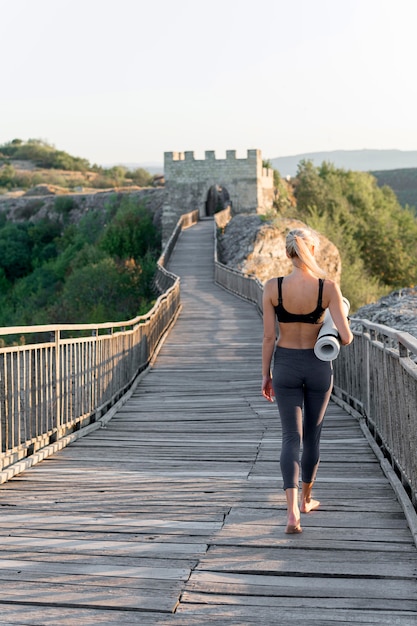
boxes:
[314,297,350,361]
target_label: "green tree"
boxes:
[0,223,32,281]
[127,167,153,187]
[10,266,63,325]
[49,256,153,323]
[105,166,127,187]
[0,164,16,189]
[99,198,160,260]
[28,218,61,267]
[0,190,161,330]
[294,161,417,309]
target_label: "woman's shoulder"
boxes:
[322,278,339,291]
[322,278,342,303]
[263,277,281,305]
[264,276,281,289]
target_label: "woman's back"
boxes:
[271,272,330,350]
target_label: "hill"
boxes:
[0,139,155,192]
[270,149,417,178]
[371,168,417,212]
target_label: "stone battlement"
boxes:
[162,148,274,243]
[165,149,261,162]
[164,149,273,182]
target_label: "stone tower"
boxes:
[162,149,274,242]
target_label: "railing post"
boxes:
[365,326,370,419]
[55,329,61,435]
[0,353,3,469]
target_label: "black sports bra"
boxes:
[274,277,325,324]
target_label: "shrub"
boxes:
[54,195,75,217]
[99,198,160,260]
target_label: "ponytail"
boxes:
[286,228,326,278]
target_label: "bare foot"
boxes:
[285,520,302,534]
[285,511,302,534]
[300,497,320,513]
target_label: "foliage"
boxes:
[0,138,90,171]
[54,195,75,218]
[293,161,417,310]
[127,167,154,187]
[47,255,155,324]
[0,223,33,281]
[0,139,155,192]
[272,168,295,214]
[0,196,161,331]
[28,218,61,267]
[99,197,160,260]
[372,168,417,214]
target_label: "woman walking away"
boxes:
[262,228,353,534]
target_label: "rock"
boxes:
[0,187,167,228]
[354,287,417,339]
[23,184,63,196]
[217,214,341,284]
[218,213,417,340]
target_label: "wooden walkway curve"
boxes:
[0,218,416,625]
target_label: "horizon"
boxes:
[101,147,417,170]
[2,0,417,164]
[4,140,417,172]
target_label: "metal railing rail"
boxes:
[0,210,199,472]
[213,207,417,506]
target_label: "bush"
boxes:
[99,198,160,260]
[54,195,75,217]
[127,168,153,187]
[49,256,155,323]
[0,223,32,281]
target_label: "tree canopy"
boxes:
[0,196,161,335]
[291,161,417,310]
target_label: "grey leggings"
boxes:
[272,347,333,490]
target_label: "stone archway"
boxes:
[161,149,274,243]
[204,184,232,216]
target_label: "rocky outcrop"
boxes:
[354,288,417,339]
[0,187,167,227]
[217,213,341,284]
[217,213,417,339]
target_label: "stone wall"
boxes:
[162,149,274,243]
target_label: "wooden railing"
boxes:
[0,209,199,474]
[214,207,263,315]
[214,207,417,507]
[333,320,417,507]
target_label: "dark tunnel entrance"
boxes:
[205,185,231,216]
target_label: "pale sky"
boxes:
[2,0,417,166]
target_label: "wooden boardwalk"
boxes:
[0,218,416,625]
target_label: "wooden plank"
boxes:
[0,605,177,625]
[176,603,417,625]
[185,570,417,601]
[195,545,417,578]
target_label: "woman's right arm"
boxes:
[262,279,277,402]
[327,281,354,346]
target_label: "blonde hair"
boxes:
[286,228,326,278]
